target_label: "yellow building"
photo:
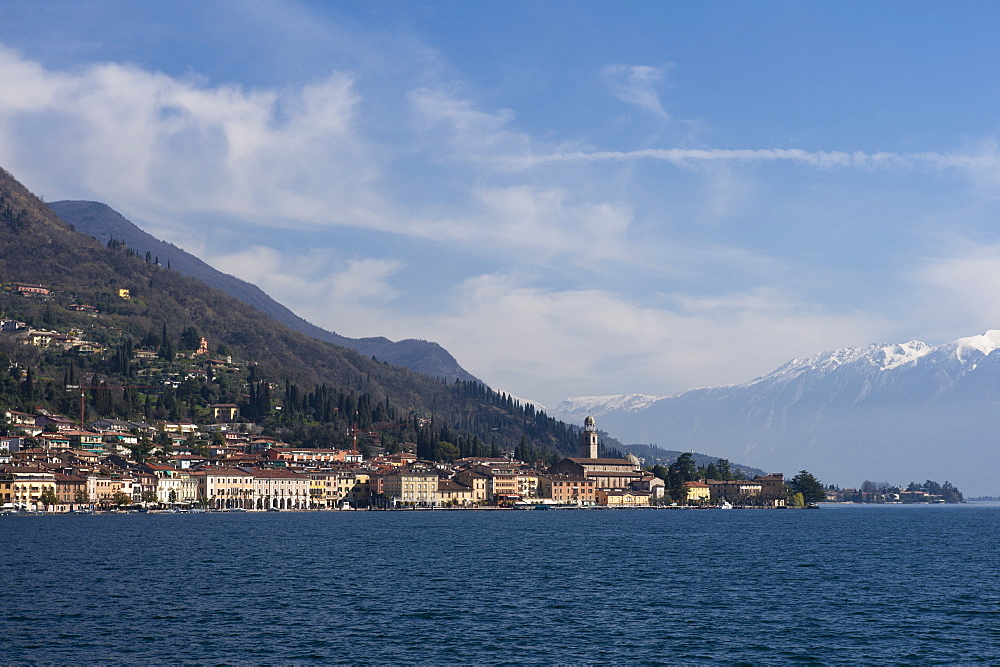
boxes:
[1,467,57,510]
[682,481,712,504]
[384,468,439,506]
[596,489,652,507]
[436,479,475,506]
[305,470,336,508]
[453,469,489,504]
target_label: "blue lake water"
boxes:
[3,504,1000,663]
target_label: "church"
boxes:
[547,416,658,493]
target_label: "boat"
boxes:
[717,500,733,509]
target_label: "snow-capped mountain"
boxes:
[553,331,1000,496]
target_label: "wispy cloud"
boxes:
[602,64,672,119]
[498,146,961,170]
[911,240,1000,338]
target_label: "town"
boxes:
[1,406,797,512]
[0,281,960,513]
[0,279,804,513]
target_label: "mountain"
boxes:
[0,165,594,458]
[48,200,480,384]
[553,332,1000,495]
[0,165,772,471]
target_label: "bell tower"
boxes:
[582,415,599,459]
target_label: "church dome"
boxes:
[584,415,595,426]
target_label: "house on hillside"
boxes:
[12,283,50,297]
[209,404,239,422]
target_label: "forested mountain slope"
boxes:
[0,166,592,458]
[49,200,479,383]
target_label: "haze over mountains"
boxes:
[554,332,1000,496]
[49,200,480,384]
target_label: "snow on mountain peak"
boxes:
[555,393,667,419]
[948,330,1000,362]
[750,339,934,386]
[554,329,1000,421]
[871,340,934,370]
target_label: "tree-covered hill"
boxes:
[48,199,480,384]
[0,165,611,459]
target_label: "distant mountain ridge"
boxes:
[553,331,1000,495]
[49,200,480,384]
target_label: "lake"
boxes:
[3,504,1000,663]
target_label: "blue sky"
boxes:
[4,0,1000,407]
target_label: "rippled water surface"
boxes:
[3,504,1000,663]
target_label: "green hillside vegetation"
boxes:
[49,199,481,384]
[0,166,602,461]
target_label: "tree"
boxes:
[128,436,154,463]
[159,322,174,361]
[789,470,825,505]
[179,326,201,351]
[40,487,58,511]
[434,441,460,462]
[111,491,131,507]
[670,453,698,481]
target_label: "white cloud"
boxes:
[0,45,386,231]
[379,273,892,405]
[602,64,672,119]
[911,241,1000,336]
[408,86,530,157]
[208,245,404,338]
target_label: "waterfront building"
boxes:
[0,466,57,509]
[193,466,254,509]
[682,481,712,504]
[516,471,540,499]
[436,479,475,506]
[84,470,136,506]
[547,416,647,492]
[596,489,652,507]
[457,464,519,503]
[337,470,371,507]
[707,479,764,503]
[537,474,596,505]
[305,469,337,508]
[384,468,439,506]
[452,469,489,503]
[54,472,87,507]
[243,467,310,510]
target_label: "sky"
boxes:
[4,0,1000,408]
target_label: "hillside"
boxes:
[553,333,1000,495]
[0,165,591,458]
[49,200,479,383]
